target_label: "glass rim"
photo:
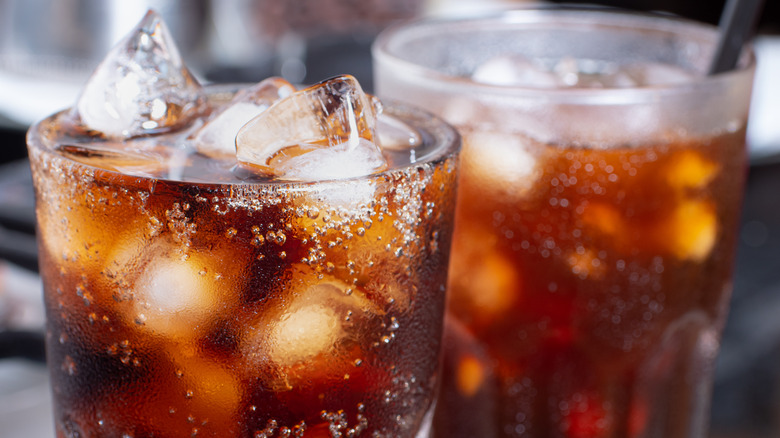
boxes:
[372,6,757,105]
[26,83,461,188]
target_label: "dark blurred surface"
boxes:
[0,128,27,163]
[550,0,778,31]
[710,159,780,438]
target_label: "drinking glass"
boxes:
[374,8,755,438]
[28,81,459,437]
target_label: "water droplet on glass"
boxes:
[62,356,77,375]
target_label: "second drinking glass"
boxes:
[374,8,755,438]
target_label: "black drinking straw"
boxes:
[709,0,765,74]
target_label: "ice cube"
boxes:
[660,199,718,261]
[377,114,422,152]
[472,55,560,88]
[663,150,718,191]
[270,281,374,366]
[457,354,487,398]
[134,256,216,336]
[192,78,296,158]
[55,141,187,177]
[570,61,695,88]
[170,355,242,421]
[242,275,380,389]
[599,70,639,88]
[114,236,240,339]
[461,131,541,201]
[235,75,387,180]
[37,197,107,264]
[75,10,205,139]
[580,203,625,239]
[35,176,153,266]
[623,62,697,87]
[473,56,695,90]
[304,178,380,211]
[448,224,520,328]
[466,251,517,319]
[264,139,386,181]
[553,57,585,87]
[551,57,640,88]
[271,294,341,364]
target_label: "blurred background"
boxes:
[0,1,778,437]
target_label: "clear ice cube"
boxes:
[663,150,718,191]
[75,10,205,139]
[472,55,560,88]
[270,287,344,365]
[192,77,296,158]
[305,178,379,211]
[235,75,387,180]
[377,115,422,152]
[472,55,695,89]
[462,131,541,201]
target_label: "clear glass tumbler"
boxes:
[374,8,755,438]
[27,85,460,437]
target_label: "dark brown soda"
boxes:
[439,128,747,438]
[29,104,458,437]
